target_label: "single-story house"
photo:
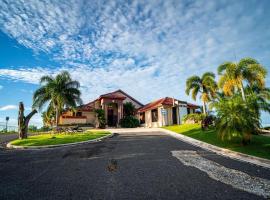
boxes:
[137,97,200,128]
[59,89,143,127]
[59,89,200,128]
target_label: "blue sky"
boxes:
[0,0,270,127]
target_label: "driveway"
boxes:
[0,131,270,200]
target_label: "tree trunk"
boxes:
[55,107,59,128]
[202,101,207,115]
[18,102,37,139]
[240,83,246,101]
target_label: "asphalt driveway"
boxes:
[0,131,270,200]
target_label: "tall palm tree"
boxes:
[186,72,217,114]
[33,71,82,127]
[218,57,267,101]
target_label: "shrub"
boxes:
[120,116,140,128]
[123,102,136,116]
[211,95,260,144]
[95,109,106,128]
[183,113,206,123]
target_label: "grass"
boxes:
[10,131,110,147]
[0,131,17,135]
[163,124,270,160]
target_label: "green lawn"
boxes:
[10,131,110,147]
[163,124,270,160]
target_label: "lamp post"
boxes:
[5,116,9,133]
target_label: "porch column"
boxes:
[104,104,108,124]
[117,102,123,124]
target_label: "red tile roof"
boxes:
[76,89,144,112]
[137,97,175,113]
[137,97,200,112]
[187,103,200,109]
[99,91,127,100]
[76,101,95,112]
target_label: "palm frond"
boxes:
[217,62,233,75]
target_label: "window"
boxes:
[151,109,158,122]
[140,113,145,124]
[187,108,190,114]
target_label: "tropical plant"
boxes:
[123,102,136,116]
[41,109,55,127]
[120,102,139,128]
[210,95,260,144]
[120,116,140,128]
[218,57,267,101]
[244,85,270,126]
[33,71,82,128]
[182,113,206,123]
[186,72,217,114]
[95,109,106,128]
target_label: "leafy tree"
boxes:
[123,102,136,116]
[185,72,217,114]
[33,71,82,128]
[218,57,267,101]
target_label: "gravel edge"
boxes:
[160,128,270,169]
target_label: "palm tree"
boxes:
[218,57,267,101]
[186,72,217,114]
[41,107,55,127]
[33,71,82,127]
[245,84,270,123]
[211,94,260,144]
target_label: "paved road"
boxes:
[0,131,270,200]
[0,133,17,147]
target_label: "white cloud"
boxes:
[0,0,269,105]
[0,85,3,90]
[0,105,17,111]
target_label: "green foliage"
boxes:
[211,95,260,144]
[183,113,206,123]
[95,109,106,128]
[10,131,110,147]
[28,125,37,132]
[185,57,269,145]
[185,72,217,114]
[163,124,270,160]
[218,57,267,98]
[123,102,136,116]
[33,71,82,126]
[120,116,140,128]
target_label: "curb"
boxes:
[160,128,270,169]
[6,133,115,150]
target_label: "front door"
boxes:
[172,107,177,124]
[107,108,114,126]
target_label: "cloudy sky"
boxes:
[0,0,270,127]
